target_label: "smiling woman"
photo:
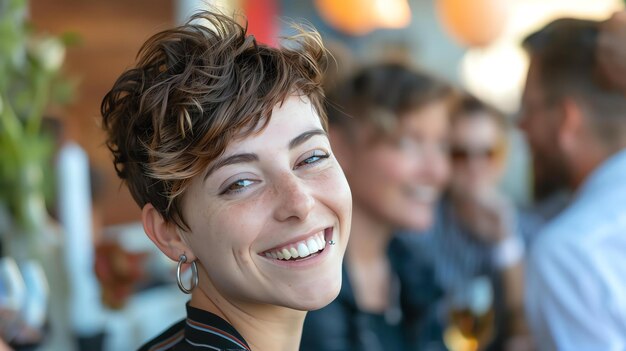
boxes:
[100,10,351,351]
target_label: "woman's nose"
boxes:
[272,173,315,222]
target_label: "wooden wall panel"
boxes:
[31,0,174,225]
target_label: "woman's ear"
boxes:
[142,203,195,262]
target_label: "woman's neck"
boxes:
[190,274,305,351]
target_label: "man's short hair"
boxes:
[101,11,328,230]
[523,18,626,145]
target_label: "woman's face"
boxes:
[449,115,506,194]
[341,101,450,231]
[180,96,352,311]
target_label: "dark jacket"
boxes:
[300,235,445,351]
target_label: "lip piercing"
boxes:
[328,240,336,246]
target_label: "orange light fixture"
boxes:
[437,0,509,47]
[314,0,411,36]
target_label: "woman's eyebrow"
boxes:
[288,129,327,149]
[203,129,326,181]
[203,153,258,180]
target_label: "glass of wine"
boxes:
[443,276,495,351]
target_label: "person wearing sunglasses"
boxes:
[410,94,536,351]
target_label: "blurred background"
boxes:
[0,0,624,350]
[27,0,624,221]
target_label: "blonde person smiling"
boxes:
[101,10,352,351]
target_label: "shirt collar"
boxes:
[184,303,251,350]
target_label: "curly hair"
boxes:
[101,10,328,230]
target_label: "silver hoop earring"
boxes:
[176,254,198,294]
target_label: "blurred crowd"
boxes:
[300,10,626,351]
[1,8,626,351]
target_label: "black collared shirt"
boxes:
[138,303,251,351]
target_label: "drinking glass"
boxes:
[443,276,495,351]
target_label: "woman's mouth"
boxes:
[261,228,331,261]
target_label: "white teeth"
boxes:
[306,238,319,253]
[264,230,329,261]
[281,248,292,260]
[297,243,310,257]
[316,236,325,248]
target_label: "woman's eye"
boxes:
[222,179,256,194]
[296,150,330,168]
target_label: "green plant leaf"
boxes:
[0,0,75,233]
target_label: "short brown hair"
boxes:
[327,62,452,141]
[523,18,626,146]
[450,93,508,131]
[101,11,328,229]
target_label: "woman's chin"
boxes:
[283,275,342,311]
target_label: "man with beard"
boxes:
[519,15,626,351]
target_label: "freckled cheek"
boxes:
[205,202,269,262]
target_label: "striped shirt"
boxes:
[393,196,546,349]
[422,199,494,290]
[407,196,542,292]
[138,303,250,351]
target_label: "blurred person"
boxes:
[597,11,626,95]
[301,63,452,351]
[101,10,352,351]
[410,94,537,351]
[520,17,626,351]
